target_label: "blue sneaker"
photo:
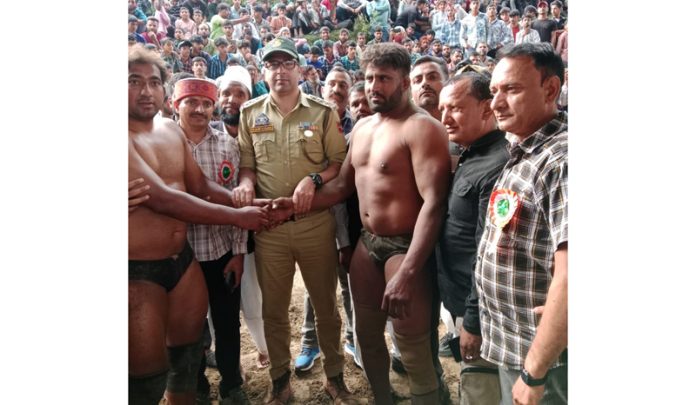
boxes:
[294,347,320,371]
[343,342,362,369]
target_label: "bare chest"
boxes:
[131,130,186,187]
[351,123,412,176]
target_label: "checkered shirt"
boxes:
[438,18,462,48]
[474,112,568,370]
[186,125,248,262]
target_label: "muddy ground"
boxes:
[199,270,461,404]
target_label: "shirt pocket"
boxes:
[449,180,476,220]
[291,129,325,164]
[252,132,276,163]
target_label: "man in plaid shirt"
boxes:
[174,75,252,404]
[475,42,567,405]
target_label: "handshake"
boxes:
[127,178,306,232]
[230,176,321,230]
[247,197,297,230]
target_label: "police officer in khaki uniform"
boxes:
[232,37,357,405]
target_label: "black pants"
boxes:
[197,250,243,397]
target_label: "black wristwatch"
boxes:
[521,367,547,387]
[308,172,323,189]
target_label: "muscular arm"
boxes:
[380,115,450,318]
[396,117,450,277]
[129,139,252,226]
[310,140,356,210]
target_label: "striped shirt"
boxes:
[185,125,248,261]
[475,112,568,370]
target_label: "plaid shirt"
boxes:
[185,125,248,262]
[460,12,488,50]
[340,55,360,72]
[474,112,568,370]
[486,18,512,49]
[180,56,194,74]
[208,52,231,80]
[438,18,462,48]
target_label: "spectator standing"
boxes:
[176,7,198,39]
[515,14,540,44]
[549,0,565,30]
[460,0,489,56]
[478,42,568,405]
[436,71,508,405]
[531,1,557,43]
[367,0,391,38]
[485,4,512,56]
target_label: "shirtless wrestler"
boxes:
[275,43,451,404]
[128,45,269,405]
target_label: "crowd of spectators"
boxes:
[129,0,568,112]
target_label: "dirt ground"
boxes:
[199,270,462,404]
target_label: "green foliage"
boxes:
[301,15,370,46]
[351,15,370,40]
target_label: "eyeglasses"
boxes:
[264,60,298,71]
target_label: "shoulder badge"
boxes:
[240,94,267,112]
[305,94,335,109]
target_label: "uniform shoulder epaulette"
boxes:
[305,94,335,109]
[240,94,267,111]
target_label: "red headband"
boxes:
[173,78,218,106]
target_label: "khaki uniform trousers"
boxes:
[254,210,344,380]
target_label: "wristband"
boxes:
[520,367,547,387]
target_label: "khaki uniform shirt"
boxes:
[238,92,347,199]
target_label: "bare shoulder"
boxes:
[153,117,186,143]
[349,114,378,141]
[404,111,447,145]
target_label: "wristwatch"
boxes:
[520,367,547,387]
[308,172,323,189]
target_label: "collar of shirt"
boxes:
[183,125,219,148]
[505,111,567,155]
[265,90,311,113]
[341,109,353,135]
[457,129,505,162]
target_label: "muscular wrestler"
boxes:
[276,43,451,404]
[128,45,269,405]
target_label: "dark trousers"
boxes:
[197,250,243,397]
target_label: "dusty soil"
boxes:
[201,270,461,404]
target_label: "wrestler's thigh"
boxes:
[166,259,209,346]
[129,281,169,375]
[348,239,385,310]
[384,254,432,334]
